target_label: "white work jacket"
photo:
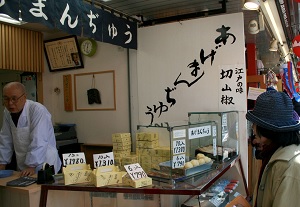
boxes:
[0,100,61,173]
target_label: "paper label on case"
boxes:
[188,125,211,139]
[173,139,186,155]
[172,154,185,169]
[93,152,114,168]
[62,152,86,166]
[124,163,148,180]
[213,138,217,156]
[173,129,186,138]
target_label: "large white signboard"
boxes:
[135,13,248,178]
[137,13,246,126]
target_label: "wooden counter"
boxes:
[0,172,91,207]
[0,172,40,207]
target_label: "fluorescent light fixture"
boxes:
[264,2,283,45]
[261,1,295,79]
[0,13,26,25]
[244,0,260,10]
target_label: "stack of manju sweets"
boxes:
[112,133,138,170]
[112,132,171,173]
[136,132,170,173]
[112,133,154,188]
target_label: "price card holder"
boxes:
[93,152,114,168]
[124,163,148,180]
[62,152,86,166]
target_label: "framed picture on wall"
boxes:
[44,35,84,72]
[74,71,116,111]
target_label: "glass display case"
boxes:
[136,121,218,182]
[38,119,247,207]
[188,111,239,162]
[39,156,248,207]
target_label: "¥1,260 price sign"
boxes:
[93,152,114,168]
[62,152,86,166]
[124,163,147,180]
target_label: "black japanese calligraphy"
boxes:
[145,25,240,125]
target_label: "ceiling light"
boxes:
[264,2,283,45]
[0,13,26,25]
[244,0,260,10]
[269,39,278,51]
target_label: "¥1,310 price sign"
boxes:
[124,163,147,180]
[62,152,86,166]
[93,152,114,168]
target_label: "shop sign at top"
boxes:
[0,0,137,49]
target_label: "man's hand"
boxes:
[0,164,6,170]
[20,167,35,177]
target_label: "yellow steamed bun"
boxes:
[184,161,193,169]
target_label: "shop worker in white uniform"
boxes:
[0,82,61,176]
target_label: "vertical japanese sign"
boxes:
[219,64,245,111]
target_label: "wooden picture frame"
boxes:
[74,70,116,111]
[44,35,84,72]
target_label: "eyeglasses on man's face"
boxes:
[2,93,25,104]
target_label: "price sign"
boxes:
[173,129,186,138]
[188,125,211,139]
[172,154,185,169]
[93,152,114,168]
[173,139,186,155]
[62,152,86,166]
[124,163,147,180]
[213,138,217,156]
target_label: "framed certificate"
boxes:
[44,35,84,72]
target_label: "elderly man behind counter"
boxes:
[0,82,61,176]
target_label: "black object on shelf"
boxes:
[6,176,37,187]
[37,163,55,184]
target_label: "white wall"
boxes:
[42,35,130,144]
[133,12,248,178]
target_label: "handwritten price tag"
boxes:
[173,139,186,155]
[124,163,147,180]
[62,152,86,166]
[172,154,185,169]
[93,152,114,168]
